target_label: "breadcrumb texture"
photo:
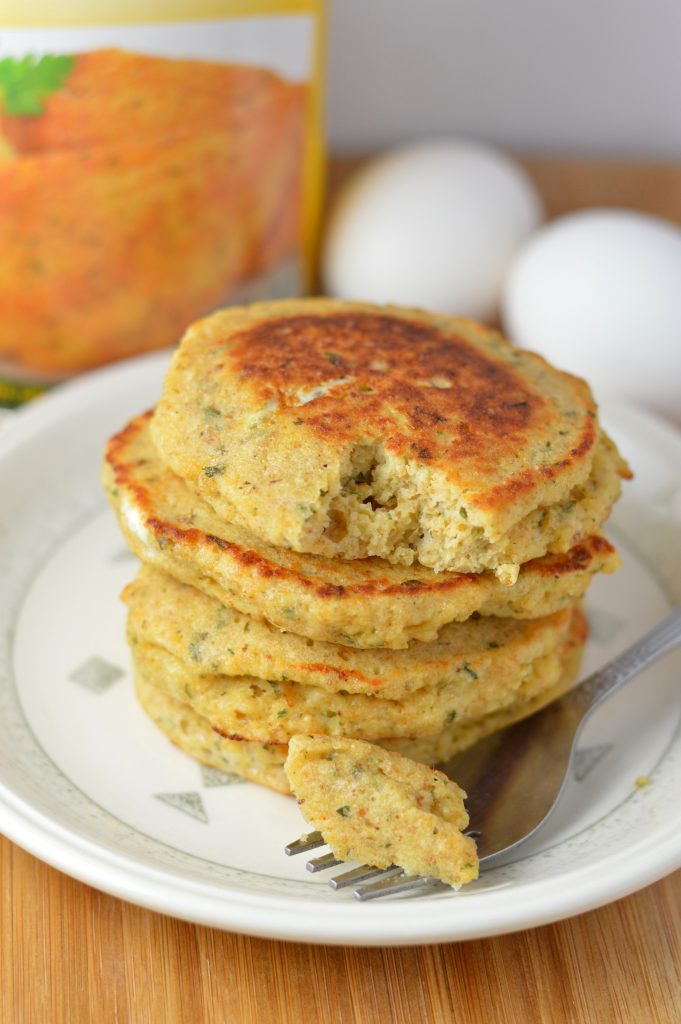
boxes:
[285,735,479,888]
[104,413,620,648]
[127,609,570,743]
[134,670,289,793]
[132,611,586,797]
[124,564,573,700]
[390,605,587,763]
[151,298,630,578]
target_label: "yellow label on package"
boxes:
[0,1,325,405]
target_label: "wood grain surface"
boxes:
[1,836,679,1023]
[2,156,681,1024]
[327,154,681,227]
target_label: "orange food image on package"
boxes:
[0,49,307,375]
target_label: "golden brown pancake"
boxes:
[151,298,629,577]
[127,612,570,743]
[133,606,587,793]
[123,565,575,700]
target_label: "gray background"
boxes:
[327,1,680,157]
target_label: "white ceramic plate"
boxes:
[1,353,680,946]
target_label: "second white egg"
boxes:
[502,209,681,422]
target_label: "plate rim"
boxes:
[1,353,680,945]
[2,775,681,945]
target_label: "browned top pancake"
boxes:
[151,299,629,576]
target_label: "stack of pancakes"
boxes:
[103,299,629,797]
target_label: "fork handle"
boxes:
[566,605,681,719]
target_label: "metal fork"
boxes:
[285,606,681,900]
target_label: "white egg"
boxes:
[322,140,543,321]
[502,209,681,422]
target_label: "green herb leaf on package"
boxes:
[0,54,74,116]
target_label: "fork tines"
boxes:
[284,831,446,901]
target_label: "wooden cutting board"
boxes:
[2,155,681,1024]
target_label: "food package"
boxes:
[0,2,325,405]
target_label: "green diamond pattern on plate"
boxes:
[69,656,124,693]
[574,744,614,782]
[155,792,208,823]
[200,765,245,788]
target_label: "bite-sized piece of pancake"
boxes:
[123,565,574,700]
[104,412,620,648]
[151,298,630,579]
[285,735,479,888]
[133,612,586,795]
[134,670,289,793]
[127,615,569,743]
